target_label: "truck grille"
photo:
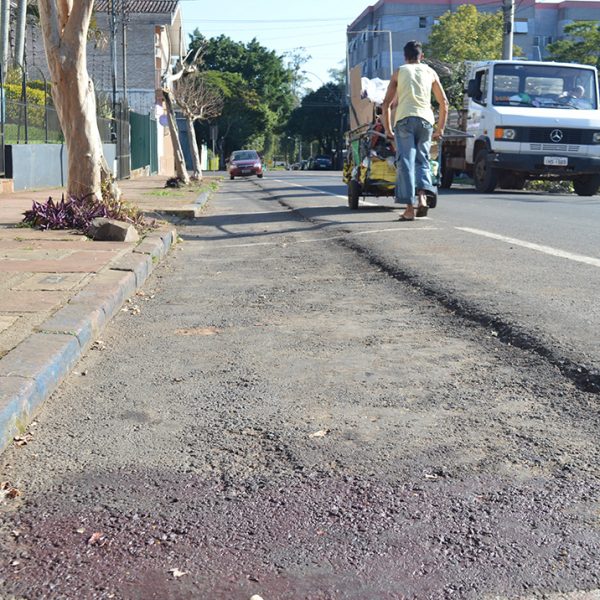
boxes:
[517,127,588,144]
[529,143,580,153]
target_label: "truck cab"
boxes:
[451,60,600,196]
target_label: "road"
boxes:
[260,171,600,390]
[0,174,599,599]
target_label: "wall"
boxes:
[6,144,117,191]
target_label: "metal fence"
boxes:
[129,109,158,174]
[0,64,131,178]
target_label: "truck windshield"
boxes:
[492,63,597,110]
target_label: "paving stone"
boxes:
[0,290,67,312]
[12,272,91,291]
[0,250,124,273]
[0,315,18,334]
[39,303,106,350]
[69,269,137,320]
[0,272,33,288]
[0,312,50,356]
[0,333,81,424]
[110,253,153,287]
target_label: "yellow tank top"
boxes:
[394,63,437,125]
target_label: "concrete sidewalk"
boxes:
[0,175,214,453]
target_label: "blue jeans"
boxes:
[394,117,434,206]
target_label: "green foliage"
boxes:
[196,70,271,158]
[525,179,574,193]
[188,31,296,153]
[2,83,46,129]
[424,59,468,112]
[546,21,600,69]
[285,83,344,154]
[425,5,506,63]
[424,5,522,110]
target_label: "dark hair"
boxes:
[404,40,422,61]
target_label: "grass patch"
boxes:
[144,177,221,198]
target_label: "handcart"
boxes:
[342,123,441,216]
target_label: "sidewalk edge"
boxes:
[0,225,177,454]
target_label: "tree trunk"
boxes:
[162,89,190,184]
[186,117,202,180]
[38,0,117,201]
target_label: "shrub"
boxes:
[22,192,144,236]
[525,179,574,194]
[2,83,46,129]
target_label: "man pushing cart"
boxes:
[343,40,449,220]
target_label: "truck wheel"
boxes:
[474,150,498,193]
[440,167,454,189]
[573,175,600,196]
[348,180,360,210]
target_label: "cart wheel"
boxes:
[348,180,360,210]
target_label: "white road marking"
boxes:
[457,227,600,268]
[270,178,347,200]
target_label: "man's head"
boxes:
[573,85,585,98]
[404,41,423,62]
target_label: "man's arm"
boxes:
[381,70,398,141]
[432,78,449,140]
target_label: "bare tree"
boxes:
[174,72,223,180]
[37,0,118,200]
[160,48,203,185]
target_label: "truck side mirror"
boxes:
[467,79,481,100]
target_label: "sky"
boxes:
[178,0,596,91]
[179,0,374,90]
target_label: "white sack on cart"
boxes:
[360,77,390,105]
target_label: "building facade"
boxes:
[348,0,600,79]
[26,0,184,115]
[22,0,185,176]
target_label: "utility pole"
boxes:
[121,0,128,108]
[109,0,118,131]
[0,0,10,75]
[14,0,27,67]
[502,0,514,60]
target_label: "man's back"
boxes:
[395,63,436,124]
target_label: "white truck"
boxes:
[441,60,600,196]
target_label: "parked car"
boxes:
[228,150,263,180]
[311,155,333,170]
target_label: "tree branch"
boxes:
[63,0,93,47]
[37,0,62,50]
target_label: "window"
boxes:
[514,20,528,34]
[419,16,427,28]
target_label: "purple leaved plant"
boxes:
[23,194,125,235]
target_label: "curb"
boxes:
[141,191,210,220]
[0,225,178,453]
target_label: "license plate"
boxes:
[241,169,252,174]
[544,156,568,166]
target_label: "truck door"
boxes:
[466,68,488,164]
